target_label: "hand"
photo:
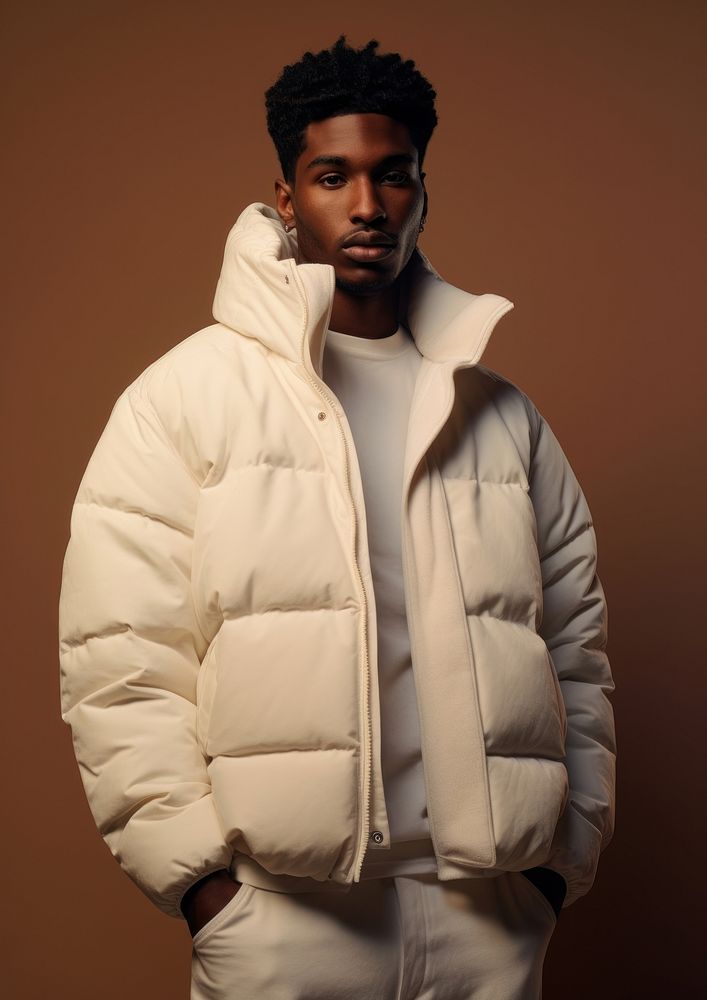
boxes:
[180,869,243,938]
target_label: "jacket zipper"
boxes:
[289,261,373,883]
[304,370,374,881]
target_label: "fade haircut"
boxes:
[265,35,438,184]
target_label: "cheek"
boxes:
[399,194,424,231]
[399,214,422,249]
[297,216,333,255]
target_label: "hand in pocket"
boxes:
[520,866,567,919]
[181,869,244,938]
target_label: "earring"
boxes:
[419,218,426,233]
[284,222,294,233]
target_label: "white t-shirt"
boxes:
[322,321,437,879]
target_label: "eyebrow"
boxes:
[305,152,416,170]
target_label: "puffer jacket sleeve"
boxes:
[525,397,617,910]
[58,373,233,919]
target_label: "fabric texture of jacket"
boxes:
[58,202,617,920]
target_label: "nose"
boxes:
[349,178,386,226]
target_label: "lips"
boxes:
[340,232,397,249]
[340,232,397,263]
[341,244,396,262]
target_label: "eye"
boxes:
[382,171,410,184]
[319,174,345,187]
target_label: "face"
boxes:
[275,113,428,296]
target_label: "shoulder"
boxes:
[466,363,544,441]
[126,324,246,401]
[107,324,261,484]
[124,322,266,426]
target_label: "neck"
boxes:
[328,282,401,339]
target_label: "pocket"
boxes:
[517,871,558,926]
[191,882,256,949]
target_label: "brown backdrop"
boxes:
[3,1,705,997]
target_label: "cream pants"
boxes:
[190,870,558,1000]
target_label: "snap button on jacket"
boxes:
[58,202,617,919]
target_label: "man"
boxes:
[59,35,617,999]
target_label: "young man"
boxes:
[59,36,617,1000]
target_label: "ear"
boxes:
[274,178,295,229]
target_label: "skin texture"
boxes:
[182,112,430,938]
[275,112,428,340]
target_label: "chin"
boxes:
[334,270,396,296]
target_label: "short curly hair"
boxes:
[265,35,438,184]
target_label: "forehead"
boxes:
[298,113,417,170]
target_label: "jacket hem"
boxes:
[230,854,354,894]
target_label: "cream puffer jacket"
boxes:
[59,202,616,920]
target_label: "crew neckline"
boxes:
[325,322,413,360]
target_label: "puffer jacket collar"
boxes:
[212,202,514,378]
